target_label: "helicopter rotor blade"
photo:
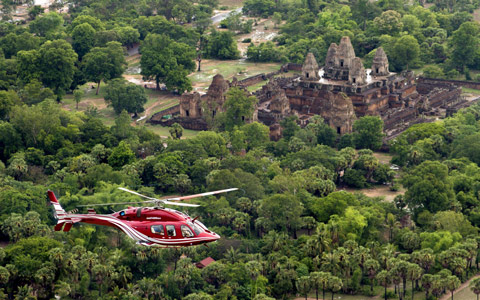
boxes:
[162,200,200,207]
[117,187,161,202]
[77,201,144,207]
[163,188,239,201]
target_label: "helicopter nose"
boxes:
[209,232,220,241]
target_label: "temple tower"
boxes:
[323,36,357,81]
[302,52,319,80]
[371,47,389,76]
[349,57,367,85]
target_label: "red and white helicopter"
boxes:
[48,187,237,247]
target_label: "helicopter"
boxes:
[48,187,238,247]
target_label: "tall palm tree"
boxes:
[296,276,311,300]
[421,274,434,299]
[310,271,330,300]
[377,270,391,300]
[328,275,343,300]
[445,275,460,300]
[407,263,422,300]
[470,277,480,300]
[412,248,435,274]
[364,259,380,292]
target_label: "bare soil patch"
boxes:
[341,185,405,202]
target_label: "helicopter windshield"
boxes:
[188,222,203,235]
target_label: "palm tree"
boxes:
[445,275,460,300]
[246,260,262,298]
[225,247,240,264]
[407,263,422,300]
[364,259,380,292]
[412,248,435,274]
[377,270,391,300]
[321,252,339,275]
[421,274,434,299]
[470,277,480,300]
[328,275,343,300]
[310,271,330,300]
[296,276,311,300]
[431,275,445,299]
[117,266,132,288]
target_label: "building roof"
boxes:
[196,257,215,268]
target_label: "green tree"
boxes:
[256,194,303,235]
[376,270,390,300]
[140,33,195,90]
[169,123,183,139]
[71,23,96,58]
[29,12,63,37]
[423,65,445,78]
[0,90,19,120]
[402,161,455,215]
[450,22,479,72]
[373,10,403,35]
[18,80,54,106]
[223,87,258,131]
[353,116,384,150]
[328,276,343,300]
[205,30,240,59]
[446,275,460,300]
[296,276,311,300]
[393,35,420,70]
[104,79,148,115]
[73,88,83,110]
[83,41,127,95]
[470,277,480,300]
[115,26,140,48]
[70,15,105,32]
[37,40,78,99]
[108,141,135,169]
[310,271,330,300]
[272,12,282,28]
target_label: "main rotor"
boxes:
[77,187,238,209]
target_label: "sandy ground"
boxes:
[340,185,405,202]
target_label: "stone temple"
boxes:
[151,36,463,140]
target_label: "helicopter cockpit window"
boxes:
[166,225,176,237]
[151,225,164,235]
[188,222,202,235]
[181,225,194,238]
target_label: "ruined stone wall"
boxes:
[285,63,302,71]
[152,116,209,130]
[418,77,480,90]
[383,108,418,130]
[148,105,180,122]
[236,63,300,87]
[238,74,268,87]
[428,88,462,108]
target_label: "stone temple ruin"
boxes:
[151,36,467,140]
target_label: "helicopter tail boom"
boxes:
[47,190,74,232]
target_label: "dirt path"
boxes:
[438,274,480,300]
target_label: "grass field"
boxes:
[462,87,480,95]
[143,123,200,138]
[295,290,427,300]
[451,287,476,300]
[218,0,244,8]
[191,59,282,90]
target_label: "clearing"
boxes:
[339,152,405,202]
